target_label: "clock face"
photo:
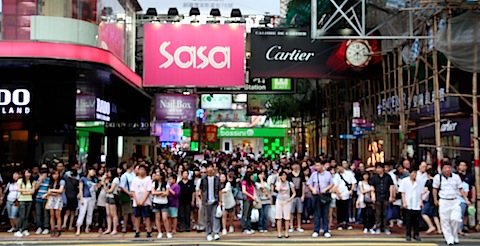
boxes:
[346,41,370,67]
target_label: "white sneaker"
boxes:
[288,227,294,232]
[363,228,368,234]
[297,227,304,233]
[42,229,49,235]
[14,231,23,238]
[207,235,213,241]
[222,229,227,235]
[249,229,255,234]
[22,230,30,236]
[307,220,311,224]
[167,233,173,239]
[324,232,331,238]
[35,227,42,235]
[243,230,253,235]
[312,232,319,238]
[157,233,163,239]
[193,225,198,230]
[7,228,15,233]
[229,226,234,233]
[347,226,353,230]
[337,226,343,231]
[214,234,220,240]
[370,229,376,234]
[385,229,391,235]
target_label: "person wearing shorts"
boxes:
[131,165,152,238]
[288,163,306,233]
[62,169,79,231]
[275,171,296,238]
[119,163,135,233]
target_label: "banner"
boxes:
[205,109,250,123]
[152,122,183,142]
[143,24,245,87]
[249,28,382,79]
[98,22,124,61]
[247,94,273,115]
[191,124,218,142]
[155,94,196,121]
[139,0,280,15]
[200,94,232,109]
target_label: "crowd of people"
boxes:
[0,153,476,245]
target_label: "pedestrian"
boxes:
[62,169,79,231]
[302,167,313,225]
[14,169,36,238]
[131,164,153,238]
[287,162,305,233]
[307,159,334,238]
[457,173,471,236]
[274,171,295,238]
[358,172,375,234]
[152,169,172,239]
[178,170,195,232]
[194,167,207,232]
[433,162,469,245]
[34,168,50,236]
[199,162,222,241]
[220,173,236,235]
[241,171,256,234]
[256,171,271,233]
[103,168,120,235]
[44,170,65,237]
[167,174,180,234]
[4,172,20,233]
[76,167,98,236]
[398,168,422,241]
[370,162,395,235]
[333,164,357,230]
[119,163,135,233]
[421,169,442,235]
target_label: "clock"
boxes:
[345,40,372,67]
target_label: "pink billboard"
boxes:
[98,22,125,61]
[143,24,245,87]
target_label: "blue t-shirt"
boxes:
[80,177,96,198]
[36,177,50,202]
[458,181,470,203]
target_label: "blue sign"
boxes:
[152,123,183,142]
[340,134,361,139]
[353,131,363,135]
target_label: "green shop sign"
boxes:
[271,78,292,90]
[218,128,286,138]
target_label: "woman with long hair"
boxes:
[103,168,120,235]
[220,173,236,235]
[275,171,296,238]
[241,171,256,234]
[14,169,35,237]
[302,167,313,224]
[358,172,375,234]
[152,169,172,239]
[45,170,65,237]
[256,171,271,233]
[5,172,20,232]
[76,167,97,236]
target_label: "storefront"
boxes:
[0,42,151,168]
[217,127,288,159]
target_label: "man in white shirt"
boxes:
[119,163,136,233]
[333,164,357,230]
[399,168,423,242]
[416,162,428,188]
[433,162,468,245]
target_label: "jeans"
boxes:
[258,204,270,230]
[6,200,19,219]
[17,201,32,231]
[35,200,50,229]
[302,197,313,221]
[313,195,329,233]
[405,209,421,237]
[459,202,467,231]
[179,203,192,230]
[205,203,220,236]
[374,200,389,230]
[336,199,350,227]
[242,199,254,231]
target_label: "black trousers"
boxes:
[405,209,421,237]
[362,204,375,230]
[178,203,192,230]
[336,199,350,226]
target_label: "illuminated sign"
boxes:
[0,89,31,115]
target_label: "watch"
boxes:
[346,40,372,67]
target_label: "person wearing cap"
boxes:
[433,162,469,245]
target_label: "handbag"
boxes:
[119,177,131,204]
[215,205,223,218]
[254,196,262,209]
[319,193,332,204]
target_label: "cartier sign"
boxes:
[265,45,315,62]
[0,89,31,115]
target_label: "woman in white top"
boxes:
[5,172,20,232]
[358,172,375,234]
[152,169,172,239]
[103,168,120,235]
[220,174,235,235]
